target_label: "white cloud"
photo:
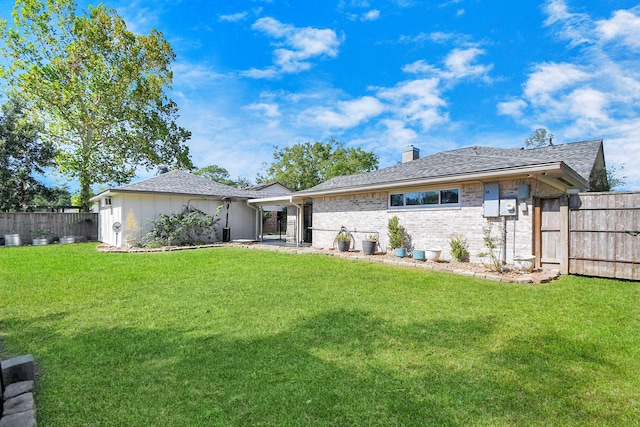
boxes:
[172,62,225,88]
[497,99,528,118]
[248,17,341,77]
[244,102,282,128]
[377,78,448,130]
[596,9,640,49]
[402,48,493,82]
[362,9,380,21]
[218,12,249,22]
[443,48,492,80]
[302,96,385,129]
[544,0,594,46]
[402,60,438,74]
[523,62,590,104]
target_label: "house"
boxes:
[249,139,607,273]
[90,170,289,247]
[91,140,606,275]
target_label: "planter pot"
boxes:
[513,256,535,273]
[394,248,406,258]
[4,234,21,247]
[412,249,425,262]
[362,240,377,255]
[60,236,75,244]
[337,240,351,252]
[32,238,49,246]
[425,249,441,262]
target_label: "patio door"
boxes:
[303,201,313,243]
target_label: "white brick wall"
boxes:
[309,179,564,263]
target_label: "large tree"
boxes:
[0,0,193,210]
[524,128,554,148]
[0,98,55,211]
[257,139,379,191]
[194,164,252,188]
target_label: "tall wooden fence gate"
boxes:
[569,192,640,281]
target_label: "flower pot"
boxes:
[337,240,351,252]
[425,249,441,262]
[60,236,75,244]
[412,249,425,262]
[32,238,49,246]
[394,248,406,258]
[362,240,377,255]
[513,256,535,272]
[4,234,21,247]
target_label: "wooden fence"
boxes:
[0,212,98,245]
[569,192,640,280]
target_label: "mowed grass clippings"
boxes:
[0,243,638,426]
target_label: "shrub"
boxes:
[142,206,221,247]
[387,216,406,249]
[449,233,469,262]
[478,222,503,272]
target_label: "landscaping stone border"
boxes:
[1,355,36,427]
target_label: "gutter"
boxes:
[294,162,584,198]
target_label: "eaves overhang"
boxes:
[294,162,588,198]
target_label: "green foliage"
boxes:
[142,206,220,246]
[194,164,252,187]
[257,138,378,191]
[605,164,626,191]
[335,228,352,242]
[387,216,406,249]
[478,222,503,272]
[0,98,55,211]
[1,245,638,426]
[0,0,193,211]
[31,185,73,208]
[524,128,553,148]
[30,227,54,239]
[449,233,469,262]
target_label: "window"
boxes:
[390,194,404,207]
[103,198,112,206]
[389,188,459,208]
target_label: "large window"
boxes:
[390,188,459,208]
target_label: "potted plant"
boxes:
[362,234,378,255]
[335,227,352,252]
[513,255,535,272]
[31,228,54,246]
[412,249,425,262]
[388,216,407,257]
[424,249,442,262]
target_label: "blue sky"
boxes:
[2,0,640,190]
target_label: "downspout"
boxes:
[245,199,261,241]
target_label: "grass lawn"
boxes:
[1,244,639,426]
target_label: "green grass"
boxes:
[1,244,639,426]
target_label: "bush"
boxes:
[449,233,469,262]
[142,206,221,247]
[387,216,406,250]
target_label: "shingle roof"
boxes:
[304,139,603,193]
[111,170,285,199]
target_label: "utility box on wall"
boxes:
[483,183,500,217]
[499,199,517,216]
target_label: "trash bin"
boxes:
[222,227,231,242]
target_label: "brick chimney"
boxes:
[402,145,420,163]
